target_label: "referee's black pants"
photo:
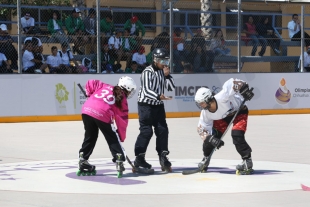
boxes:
[79,114,125,161]
[134,103,169,156]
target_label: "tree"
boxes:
[200,0,212,40]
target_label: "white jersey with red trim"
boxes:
[198,78,245,134]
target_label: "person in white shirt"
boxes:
[108,30,122,64]
[0,52,11,73]
[298,46,310,72]
[22,40,47,73]
[23,36,43,54]
[193,79,254,175]
[132,46,147,71]
[57,42,82,73]
[287,14,310,46]
[46,46,63,73]
[21,13,35,34]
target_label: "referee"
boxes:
[134,48,175,172]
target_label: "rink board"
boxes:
[0,73,308,121]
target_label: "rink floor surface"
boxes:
[0,114,310,207]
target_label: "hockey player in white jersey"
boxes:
[194,78,254,175]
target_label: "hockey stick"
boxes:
[77,83,153,174]
[182,89,253,175]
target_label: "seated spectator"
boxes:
[188,45,207,73]
[209,29,231,56]
[21,12,41,35]
[32,39,48,71]
[173,27,185,72]
[243,15,267,56]
[124,16,145,37]
[0,24,18,69]
[108,30,123,64]
[65,8,87,55]
[125,61,142,73]
[181,62,194,74]
[46,46,63,73]
[119,28,137,68]
[47,10,69,47]
[132,46,147,71]
[100,13,115,44]
[0,52,12,73]
[23,36,43,54]
[298,46,310,72]
[191,29,206,51]
[257,16,281,55]
[288,14,310,46]
[101,63,114,74]
[151,31,169,52]
[84,8,97,54]
[57,42,82,73]
[22,40,47,73]
[100,44,120,72]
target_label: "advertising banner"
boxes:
[0,73,308,117]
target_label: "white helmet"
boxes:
[194,87,213,110]
[118,76,137,99]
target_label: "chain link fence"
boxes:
[0,1,310,74]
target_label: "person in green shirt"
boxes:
[123,16,145,37]
[125,61,142,73]
[47,10,70,48]
[119,28,137,68]
[100,13,115,44]
[65,8,87,55]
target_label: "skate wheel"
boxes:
[86,172,91,176]
[236,170,240,175]
[76,170,81,176]
[117,171,123,178]
[81,172,86,176]
[91,170,97,175]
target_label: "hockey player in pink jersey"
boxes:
[194,78,254,175]
[77,76,137,177]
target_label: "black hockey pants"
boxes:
[79,114,125,161]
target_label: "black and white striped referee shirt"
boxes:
[137,65,175,105]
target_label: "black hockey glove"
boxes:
[239,83,254,101]
[206,135,224,149]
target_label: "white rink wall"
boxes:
[0,73,308,117]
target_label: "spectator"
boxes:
[108,30,123,65]
[57,42,81,73]
[99,43,120,73]
[46,46,63,73]
[22,40,47,73]
[209,29,231,56]
[257,16,281,55]
[124,15,145,49]
[0,52,12,73]
[119,28,137,68]
[84,8,97,54]
[47,10,69,47]
[188,45,207,73]
[298,46,310,72]
[23,36,43,54]
[151,31,169,52]
[124,16,146,37]
[173,27,185,72]
[181,62,194,74]
[21,12,35,34]
[288,14,310,46]
[125,61,142,73]
[32,39,48,73]
[0,24,18,69]
[243,15,267,56]
[191,29,206,51]
[132,46,147,71]
[100,13,115,44]
[101,63,114,74]
[65,8,87,55]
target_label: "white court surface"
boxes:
[1,115,310,206]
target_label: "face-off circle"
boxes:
[0,159,309,194]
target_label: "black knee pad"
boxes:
[232,131,252,158]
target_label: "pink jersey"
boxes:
[82,80,129,142]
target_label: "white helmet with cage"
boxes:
[194,87,214,110]
[118,76,137,99]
